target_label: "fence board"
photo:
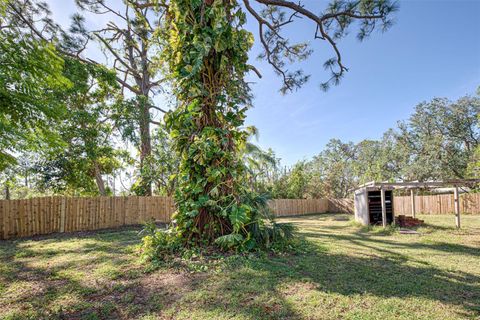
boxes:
[268,199,329,216]
[0,196,177,239]
[1,194,478,240]
[394,193,480,215]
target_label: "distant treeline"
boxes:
[249,94,480,199]
[2,91,479,200]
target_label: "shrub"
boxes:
[139,193,297,262]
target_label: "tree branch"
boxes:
[151,105,167,113]
[244,0,394,92]
[248,65,262,78]
[94,33,141,78]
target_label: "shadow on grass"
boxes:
[288,213,480,259]
[1,217,479,320]
[299,227,480,259]
[193,239,480,319]
[186,214,480,319]
[417,222,456,231]
[0,228,192,320]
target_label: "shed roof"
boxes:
[353,179,480,191]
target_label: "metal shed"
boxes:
[353,180,480,228]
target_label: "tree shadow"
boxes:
[187,215,480,319]
[195,242,480,319]
[0,229,202,320]
[298,222,480,259]
[416,222,455,231]
[1,218,479,320]
[307,229,477,279]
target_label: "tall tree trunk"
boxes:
[93,162,107,196]
[135,33,154,196]
[5,183,10,200]
[138,100,152,196]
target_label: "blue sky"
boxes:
[244,0,480,165]
[49,0,480,166]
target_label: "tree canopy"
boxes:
[0,20,70,169]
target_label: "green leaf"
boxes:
[229,205,248,232]
[214,233,244,249]
[185,209,199,218]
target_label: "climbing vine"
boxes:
[161,0,290,250]
[141,0,396,253]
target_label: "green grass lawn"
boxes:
[1,214,479,320]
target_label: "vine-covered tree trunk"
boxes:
[162,0,396,249]
[165,0,255,245]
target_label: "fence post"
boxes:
[454,187,461,228]
[410,189,416,218]
[60,197,66,233]
[381,188,387,228]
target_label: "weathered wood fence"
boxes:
[0,196,175,240]
[0,197,351,240]
[1,194,478,239]
[394,193,480,215]
[268,199,329,217]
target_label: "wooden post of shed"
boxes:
[381,188,387,228]
[454,187,461,228]
[410,189,416,218]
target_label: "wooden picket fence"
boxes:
[394,193,480,215]
[2,194,477,240]
[0,196,175,240]
[0,196,349,240]
[268,199,329,217]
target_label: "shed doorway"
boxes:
[368,190,393,225]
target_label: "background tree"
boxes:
[0,0,70,170]
[353,129,405,184]
[140,126,179,196]
[467,89,480,178]
[35,58,125,196]
[307,139,356,198]
[5,0,170,195]
[467,141,480,179]
[397,96,480,180]
[72,0,170,195]
[284,161,310,198]
[243,129,279,194]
